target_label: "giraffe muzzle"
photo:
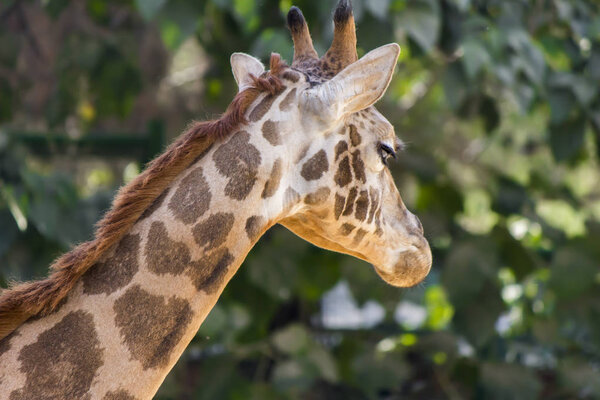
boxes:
[374,237,432,287]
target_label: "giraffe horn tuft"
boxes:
[287,6,318,63]
[333,0,353,23]
[324,0,358,73]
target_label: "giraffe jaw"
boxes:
[280,218,432,287]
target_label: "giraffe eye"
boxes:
[379,143,397,165]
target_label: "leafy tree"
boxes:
[1,0,600,398]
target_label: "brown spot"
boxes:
[262,120,282,146]
[368,187,379,224]
[262,158,283,199]
[249,92,281,122]
[137,189,169,222]
[193,213,235,251]
[103,389,137,400]
[305,187,331,205]
[353,228,367,245]
[188,248,234,294]
[334,140,348,161]
[351,150,366,183]
[213,131,262,200]
[301,150,329,181]
[355,190,369,221]
[245,216,266,242]
[168,167,211,225]
[114,286,192,370]
[340,223,356,236]
[343,188,358,216]
[349,124,361,146]
[282,71,300,82]
[375,209,383,236]
[334,194,345,220]
[10,311,103,400]
[279,88,297,111]
[82,234,140,295]
[146,222,191,276]
[335,156,352,187]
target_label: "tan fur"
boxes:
[0,54,288,341]
[287,7,319,63]
[324,13,358,72]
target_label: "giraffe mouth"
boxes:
[373,241,432,288]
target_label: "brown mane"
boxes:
[0,54,288,341]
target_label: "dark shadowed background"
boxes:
[1,0,600,398]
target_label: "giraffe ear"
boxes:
[312,43,400,117]
[230,53,265,92]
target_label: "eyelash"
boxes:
[379,143,397,165]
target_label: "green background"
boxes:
[1,0,600,398]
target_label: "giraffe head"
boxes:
[230,0,431,287]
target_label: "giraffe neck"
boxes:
[0,129,288,400]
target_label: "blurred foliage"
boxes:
[1,0,600,398]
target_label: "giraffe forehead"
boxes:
[351,108,397,144]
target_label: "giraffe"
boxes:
[0,1,431,398]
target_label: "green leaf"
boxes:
[492,176,529,216]
[549,114,587,162]
[491,225,538,280]
[250,29,293,63]
[547,88,576,124]
[442,62,468,111]
[272,359,316,392]
[450,0,471,12]
[158,3,199,50]
[306,346,338,382]
[135,0,167,21]
[416,182,463,217]
[424,285,454,330]
[272,324,310,355]
[365,0,391,20]
[549,244,598,299]
[506,30,546,85]
[397,0,440,52]
[462,40,491,80]
[480,95,500,133]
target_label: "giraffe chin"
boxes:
[373,242,432,288]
